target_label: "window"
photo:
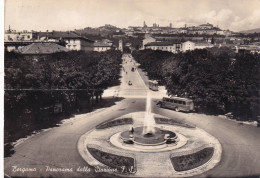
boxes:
[174,100,178,103]
[177,100,182,104]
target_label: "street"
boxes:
[4,54,260,177]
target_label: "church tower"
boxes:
[143,21,147,28]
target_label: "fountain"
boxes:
[120,91,177,145]
[143,91,156,136]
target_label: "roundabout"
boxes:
[77,91,221,177]
[77,112,222,177]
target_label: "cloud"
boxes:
[230,10,260,31]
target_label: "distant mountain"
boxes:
[239,28,260,33]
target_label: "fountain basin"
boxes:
[120,126,177,146]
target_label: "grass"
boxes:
[171,147,214,171]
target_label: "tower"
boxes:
[119,39,123,52]
[170,23,172,28]
[143,21,147,28]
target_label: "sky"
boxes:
[4,0,260,32]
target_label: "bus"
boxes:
[148,80,158,91]
[157,97,194,112]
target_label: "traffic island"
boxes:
[77,112,222,177]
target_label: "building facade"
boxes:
[4,30,36,42]
[37,31,94,51]
[93,42,113,52]
[119,39,123,52]
[145,41,214,53]
[182,41,195,52]
[64,37,94,51]
[144,41,182,53]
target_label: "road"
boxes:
[4,54,260,177]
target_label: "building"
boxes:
[5,41,32,52]
[37,31,94,51]
[198,23,214,29]
[194,42,214,49]
[64,37,94,51]
[4,28,37,42]
[237,45,260,54]
[19,42,69,55]
[142,37,156,49]
[119,39,123,52]
[182,41,195,52]
[144,41,182,53]
[93,42,114,52]
[4,41,66,52]
[144,40,214,53]
[101,39,113,45]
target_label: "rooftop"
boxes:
[145,41,181,46]
[195,42,214,46]
[19,42,69,54]
[93,42,113,47]
[37,31,94,42]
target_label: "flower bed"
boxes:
[171,147,214,171]
[96,118,133,129]
[155,117,195,128]
[87,147,136,174]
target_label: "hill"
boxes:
[240,28,260,33]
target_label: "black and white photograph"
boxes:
[2,0,260,177]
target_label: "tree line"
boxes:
[132,47,260,119]
[4,50,122,144]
